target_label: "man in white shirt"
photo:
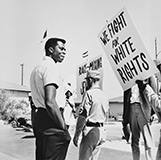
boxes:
[30,38,71,160]
[123,79,156,160]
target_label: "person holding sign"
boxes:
[73,70,109,160]
[136,79,161,160]
[122,78,158,160]
[153,59,161,160]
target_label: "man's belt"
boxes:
[36,107,46,112]
[130,102,140,105]
[37,107,45,110]
[86,121,103,127]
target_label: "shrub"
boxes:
[0,90,31,123]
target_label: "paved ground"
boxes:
[0,120,160,160]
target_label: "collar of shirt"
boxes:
[43,56,55,62]
[91,83,100,90]
[130,84,140,103]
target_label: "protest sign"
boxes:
[98,7,158,91]
[76,55,103,103]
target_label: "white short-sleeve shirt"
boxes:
[130,84,140,103]
[30,56,65,109]
[81,87,109,123]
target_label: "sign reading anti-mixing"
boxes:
[98,7,158,91]
[76,55,103,103]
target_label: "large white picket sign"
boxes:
[76,55,103,103]
[98,7,158,91]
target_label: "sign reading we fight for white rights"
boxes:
[98,7,158,91]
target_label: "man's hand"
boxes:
[72,115,86,147]
[122,124,130,143]
[135,79,147,92]
[73,135,79,147]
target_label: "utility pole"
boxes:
[155,37,161,59]
[155,38,157,59]
[155,38,159,95]
[20,63,24,86]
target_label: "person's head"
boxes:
[45,38,66,63]
[154,59,161,71]
[65,90,73,98]
[154,59,161,81]
[28,92,32,101]
[85,70,100,90]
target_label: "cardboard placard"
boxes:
[98,7,158,91]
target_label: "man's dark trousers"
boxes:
[33,108,71,160]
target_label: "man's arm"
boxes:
[149,75,158,93]
[45,84,66,130]
[122,89,131,143]
[73,93,88,147]
[73,113,86,147]
[136,79,161,112]
[143,84,161,113]
[66,99,74,109]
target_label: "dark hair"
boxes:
[65,90,72,96]
[86,77,99,83]
[157,64,161,71]
[45,38,66,55]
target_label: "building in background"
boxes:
[0,80,30,102]
[109,96,123,121]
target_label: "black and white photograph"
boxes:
[0,0,161,160]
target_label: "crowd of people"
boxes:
[29,37,161,160]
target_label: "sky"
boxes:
[0,0,161,99]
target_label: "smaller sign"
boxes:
[76,55,103,103]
